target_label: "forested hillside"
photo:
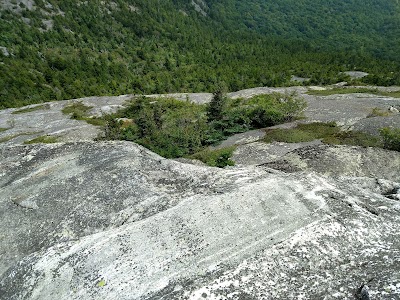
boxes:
[206,0,400,59]
[1,0,400,108]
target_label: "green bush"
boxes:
[99,96,208,158]
[207,92,307,139]
[245,93,307,127]
[99,93,306,163]
[190,147,236,168]
[380,127,400,151]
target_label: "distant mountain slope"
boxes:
[1,0,400,108]
[206,0,400,58]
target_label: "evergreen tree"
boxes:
[207,89,226,122]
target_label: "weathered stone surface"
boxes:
[343,71,369,79]
[232,140,322,167]
[212,129,267,150]
[261,144,400,181]
[1,86,400,299]
[0,141,399,299]
[303,93,400,126]
[0,141,249,275]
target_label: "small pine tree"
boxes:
[207,89,226,122]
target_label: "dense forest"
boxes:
[1,0,400,108]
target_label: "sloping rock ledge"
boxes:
[0,141,399,299]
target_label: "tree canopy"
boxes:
[1,0,400,108]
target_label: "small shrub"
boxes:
[380,127,400,151]
[190,146,236,168]
[245,92,307,126]
[97,117,125,141]
[367,107,392,118]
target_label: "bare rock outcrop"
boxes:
[1,86,400,299]
[260,144,400,182]
[0,141,399,299]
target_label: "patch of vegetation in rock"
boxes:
[323,130,382,148]
[62,102,92,118]
[23,135,58,144]
[380,127,400,151]
[12,104,50,114]
[0,132,43,143]
[367,107,394,118]
[62,102,106,126]
[264,122,340,143]
[0,127,9,132]
[98,92,306,165]
[264,122,383,148]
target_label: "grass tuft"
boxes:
[0,132,43,143]
[323,131,382,148]
[264,128,316,143]
[263,122,385,149]
[62,102,105,126]
[264,122,340,143]
[62,102,93,119]
[367,107,393,118]
[24,135,59,144]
